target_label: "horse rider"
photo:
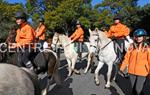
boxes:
[69,20,84,59]
[35,18,46,49]
[106,16,130,64]
[120,29,150,95]
[14,11,35,70]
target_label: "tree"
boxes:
[26,0,99,35]
[0,0,23,41]
[94,0,139,29]
[135,4,150,35]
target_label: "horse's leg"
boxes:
[71,55,80,74]
[105,63,113,88]
[113,64,118,81]
[84,52,93,74]
[66,59,72,77]
[42,77,50,95]
[94,61,104,86]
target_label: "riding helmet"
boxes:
[113,16,121,21]
[15,11,27,19]
[133,29,148,37]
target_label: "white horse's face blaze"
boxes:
[52,33,59,45]
[89,30,99,53]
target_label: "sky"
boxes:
[5,0,150,6]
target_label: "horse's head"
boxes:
[51,32,60,50]
[89,28,100,53]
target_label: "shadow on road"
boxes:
[109,86,120,95]
[48,78,73,95]
[115,74,131,95]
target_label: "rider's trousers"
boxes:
[129,74,146,95]
[18,48,34,69]
[114,39,125,64]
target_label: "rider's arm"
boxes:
[71,28,83,42]
[120,50,131,71]
[70,30,77,39]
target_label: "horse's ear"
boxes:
[95,28,99,33]
[89,28,92,34]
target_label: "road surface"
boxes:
[39,53,150,95]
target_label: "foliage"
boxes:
[94,0,139,29]
[0,0,23,41]
[136,4,150,33]
[1,0,150,41]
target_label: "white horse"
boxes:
[88,28,133,88]
[84,30,100,74]
[52,32,89,76]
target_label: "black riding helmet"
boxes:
[15,11,27,20]
[113,16,121,21]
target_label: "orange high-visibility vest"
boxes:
[107,23,130,39]
[70,27,84,42]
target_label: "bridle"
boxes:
[90,33,112,51]
[90,33,99,50]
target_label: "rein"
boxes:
[100,40,112,50]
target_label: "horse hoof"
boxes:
[68,71,73,77]
[73,69,81,75]
[94,80,100,86]
[68,73,72,77]
[84,70,88,74]
[105,86,110,89]
[74,71,81,75]
[105,85,110,89]
[94,77,100,86]
[113,77,116,81]
[90,69,95,74]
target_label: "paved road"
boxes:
[39,53,150,95]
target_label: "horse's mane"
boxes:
[6,28,16,43]
[59,34,70,44]
[94,29,111,45]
